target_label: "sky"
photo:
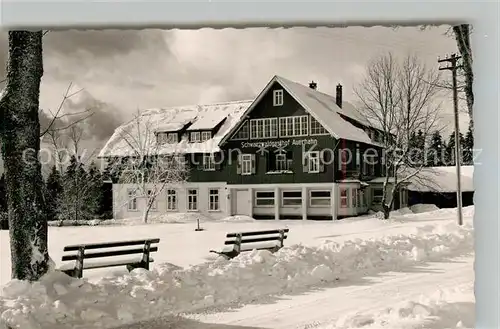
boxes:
[0,25,470,172]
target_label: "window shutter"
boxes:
[215,153,221,170]
[319,151,325,172]
[236,155,242,175]
[251,154,256,174]
[265,152,271,172]
[303,153,309,173]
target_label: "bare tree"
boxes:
[116,111,189,223]
[354,52,443,219]
[0,31,51,280]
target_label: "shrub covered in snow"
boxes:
[0,222,473,329]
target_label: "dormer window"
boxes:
[201,131,212,142]
[157,132,178,144]
[273,89,284,106]
[190,131,201,143]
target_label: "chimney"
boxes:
[336,83,342,108]
[309,81,317,90]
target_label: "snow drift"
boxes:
[0,220,473,329]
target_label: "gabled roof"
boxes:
[98,100,252,158]
[220,75,380,146]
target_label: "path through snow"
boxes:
[121,256,473,329]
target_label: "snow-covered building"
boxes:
[99,75,398,220]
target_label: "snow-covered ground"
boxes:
[0,205,475,329]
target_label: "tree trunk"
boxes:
[0,31,50,281]
[453,24,474,128]
[142,202,151,223]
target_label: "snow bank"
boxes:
[410,203,440,214]
[47,213,215,227]
[0,221,473,329]
[219,215,255,222]
[327,283,474,328]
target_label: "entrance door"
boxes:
[232,189,252,216]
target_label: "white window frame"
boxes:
[249,118,278,139]
[232,120,250,140]
[208,188,220,211]
[190,131,201,143]
[273,89,284,106]
[240,154,253,175]
[309,116,329,136]
[282,190,302,207]
[127,188,138,211]
[279,115,309,137]
[372,188,384,204]
[203,153,216,171]
[306,151,320,173]
[166,133,178,144]
[340,188,349,208]
[254,191,275,207]
[201,131,212,142]
[275,153,288,171]
[166,189,177,211]
[187,189,198,211]
[146,189,158,211]
[309,190,331,207]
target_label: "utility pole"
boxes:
[438,53,463,226]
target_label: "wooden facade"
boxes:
[102,75,390,221]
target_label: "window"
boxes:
[255,191,275,206]
[372,188,383,204]
[209,189,220,211]
[363,155,377,176]
[146,189,157,211]
[282,191,302,206]
[166,133,178,144]
[357,190,365,207]
[310,190,331,207]
[201,131,212,142]
[166,189,177,211]
[340,188,349,208]
[351,188,358,208]
[305,151,320,173]
[267,151,293,172]
[203,154,215,171]
[309,116,329,136]
[232,121,250,140]
[279,116,308,137]
[250,118,278,139]
[273,89,284,106]
[127,189,137,211]
[187,189,198,211]
[238,154,255,175]
[190,131,201,143]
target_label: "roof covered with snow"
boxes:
[98,100,252,157]
[99,75,383,158]
[406,166,474,193]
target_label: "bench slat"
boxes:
[224,235,288,245]
[226,229,289,238]
[61,246,159,261]
[63,238,160,251]
[59,257,155,271]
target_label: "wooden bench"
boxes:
[210,228,289,259]
[59,238,160,278]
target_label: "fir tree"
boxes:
[59,156,99,222]
[445,132,466,166]
[45,165,63,221]
[463,121,474,165]
[427,131,446,166]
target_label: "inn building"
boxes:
[99,75,407,220]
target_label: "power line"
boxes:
[438,53,463,226]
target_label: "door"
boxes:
[232,189,251,216]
